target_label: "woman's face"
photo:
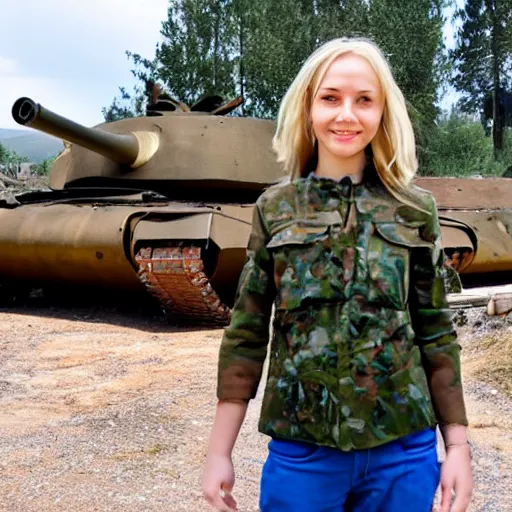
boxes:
[310,53,385,164]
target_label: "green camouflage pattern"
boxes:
[217,167,468,451]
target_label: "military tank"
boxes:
[2,90,286,325]
[2,90,511,325]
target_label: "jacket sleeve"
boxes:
[408,195,469,427]
[216,197,276,402]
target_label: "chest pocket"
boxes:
[367,222,433,310]
[267,216,351,311]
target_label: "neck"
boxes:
[314,149,367,183]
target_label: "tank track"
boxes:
[135,245,232,326]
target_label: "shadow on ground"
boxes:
[0,286,222,333]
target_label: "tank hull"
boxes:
[1,177,511,291]
[0,197,253,323]
[416,177,512,278]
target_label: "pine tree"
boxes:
[451,0,512,154]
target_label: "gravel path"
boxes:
[0,303,510,511]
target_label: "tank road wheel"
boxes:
[135,245,232,326]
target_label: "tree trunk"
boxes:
[213,4,220,90]
[239,11,246,116]
[486,0,504,158]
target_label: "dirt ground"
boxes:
[0,300,511,512]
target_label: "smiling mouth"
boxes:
[331,130,360,136]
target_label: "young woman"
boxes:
[202,38,473,512]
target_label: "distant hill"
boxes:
[0,129,63,163]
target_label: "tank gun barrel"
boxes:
[12,97,154,167]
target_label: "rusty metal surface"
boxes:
[441,210,512,274]
[418,178,512,277]
[0,204,143,290]
[135,246,231,325]
[415,177,512,209]
[0,199,253,311]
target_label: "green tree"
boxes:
[368,0,448,127]
[451,0,512,155]
[103,0,448,135]
[103,0,238,120]
[239,0,314,117]
[0,143,7,163]
[0,142,30,179]
[33,157,54,176]
[366,0,450,172]
[156,0,236,104]
[102,86,139,122]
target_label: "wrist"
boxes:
[445,440,473,460]
[207,449,232,459]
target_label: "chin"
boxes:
[329,146,366,159]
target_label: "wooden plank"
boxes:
[447,291,512,315]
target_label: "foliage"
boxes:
[0,142,54,178]
[103,0,447,126]
[368,0,448,128]
[102,87,139,122]
[419,112,512,177]
[33,157,54,176]
[0,142,29,166]
[157,0,236,105]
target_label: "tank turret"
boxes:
[10,92,283,196]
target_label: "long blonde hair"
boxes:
[273,37,419,204]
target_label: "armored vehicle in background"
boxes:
[1,91,511,325]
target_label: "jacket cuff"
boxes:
[217,356,264,401]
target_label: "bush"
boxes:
[417,114,512,177]
[33,158,54,176]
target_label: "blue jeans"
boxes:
[260,427,440,512]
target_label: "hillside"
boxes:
[0,129,63,163]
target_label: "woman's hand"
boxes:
[202,400,247,511]
[439,444,473,512]
[202,453,237,511]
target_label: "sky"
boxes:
[0,0,168,130]
[0,0,461,131]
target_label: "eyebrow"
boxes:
[319,87,375,93]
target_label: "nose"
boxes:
[335,100,357,123]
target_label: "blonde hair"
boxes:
[273,37,419,204]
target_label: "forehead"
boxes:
[318,53,381,91]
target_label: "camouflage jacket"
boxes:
[217,167,468,451]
